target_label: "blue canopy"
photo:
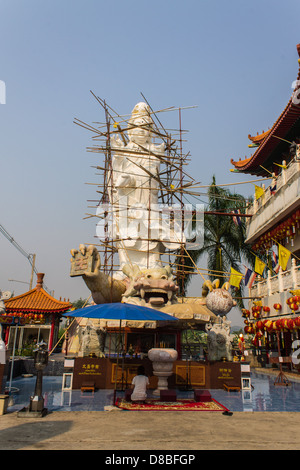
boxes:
[64,302,178,322]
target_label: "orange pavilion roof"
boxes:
[231,44,300,175]
[230,156,253,169]
[248,129,271,144]
[4,273,72,314]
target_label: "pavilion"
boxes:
[4,273,72,352]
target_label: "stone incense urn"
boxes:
[148,348,178,395]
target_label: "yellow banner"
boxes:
[229,268,243,288]
[254,257,266,275]
[278,243,291,270]
[274,162,287,169]
[254,185,264,200]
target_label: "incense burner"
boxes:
[148,348,178,395]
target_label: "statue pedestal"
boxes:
[148,348,178,396]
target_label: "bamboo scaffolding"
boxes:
[79,95,248,291]
[92,244,236,276]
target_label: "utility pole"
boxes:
[29,254,36,290]
[0,224,50,293]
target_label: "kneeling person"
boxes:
[131,366,149,403]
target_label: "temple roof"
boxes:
[4,273,72,314]
[248,129,271,144]
[231,44,300,176]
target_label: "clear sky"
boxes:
[0,0,299,325]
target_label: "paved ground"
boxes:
[0,409,300,450]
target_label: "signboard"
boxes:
[70,250,95,277]
[209,361,241,389]
[72,357,107,389]
[217,366,235,381]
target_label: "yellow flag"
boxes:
[254,256,266,275]
[229,268,243,288]
[274,162,287,169]
[278,243,291,270]
[254,185,264,200]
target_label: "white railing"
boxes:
[250,259,300,297]
[246,157,300,219]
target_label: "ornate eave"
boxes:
[248,129,271,144]
[231,44,300,176]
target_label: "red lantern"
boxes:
[264,320,273,332]
[244,324,254,334]
[252,306,261,319]
[273,303,282,311]
[256,320,264,331]
[287,319,296,330]
[242,309,250,318]
[290,303,299,312]
[263,306,270,313]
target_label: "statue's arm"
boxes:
[70,245,126,303]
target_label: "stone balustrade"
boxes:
[246,158,300,219]
[250,259,300,298]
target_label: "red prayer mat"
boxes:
[115,398,229,412]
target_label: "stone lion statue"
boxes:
[205,318,232,361]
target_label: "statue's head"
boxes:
[122,263,178,308]
[128,102,153,145]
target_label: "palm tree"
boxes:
[182,176,254,309]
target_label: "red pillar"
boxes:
[4,327,9,345]
[49,314,55,351]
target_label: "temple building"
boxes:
[231,43,300,365]
[4,273,72,352]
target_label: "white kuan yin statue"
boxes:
[108,102,184,277]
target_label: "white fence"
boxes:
[250,259,300,298]
[246,158,300,218]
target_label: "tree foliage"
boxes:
[183,176,255,309]
[71,298,88,310]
